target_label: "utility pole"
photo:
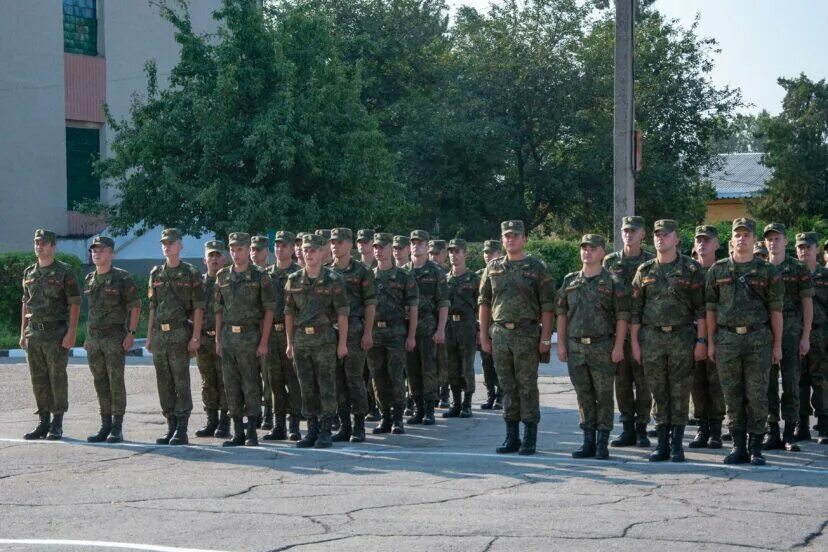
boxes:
[613,0,635,251]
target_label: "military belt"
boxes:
[157,320,188,332]
[27,320,66,331]
[88,325,126,338]
[273,323,286,332]
[225,323,259,334]
[648,324,692,334]
[722,323,766,335]
[449,313,473,322]
[203,330,217,337]
[297,324,331,335]
[569,335,613,345]
[374,319,403,329]
[494,320,538,331]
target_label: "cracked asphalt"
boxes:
[1,357,826,552]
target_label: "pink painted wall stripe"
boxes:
[64,53,105,123]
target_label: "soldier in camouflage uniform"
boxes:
[706,218,784,465]
[84,236,141,443]
[795,232,828,444]
[20,229,82,440]
[754,243,769,261]
[330,228,377,443]
[478,240,503,410]
[251,235,274,430]
[314,229,334,266]
[763,223,814,452]
[479,220,556,455]
[214,232,276,447]
[263,231,303,442]
[285,233,350,448]
[406,230,450,425]
[429,239,451,408]
[603,216,654,448]
[393,235,411,268]
[195,240,230,439]
[557,234,629,460]
[631,220,707,462]
[442,239,480,419]
[368,233,419,434]
[429,240,449,270]
[147,228,205,446]
[295,233,307,268]
[356,229,381,421]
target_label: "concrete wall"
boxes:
[0,0,68,251]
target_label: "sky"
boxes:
[449,0,828,115]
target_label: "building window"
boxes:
[63,0,97,56]
[66,127,100,209]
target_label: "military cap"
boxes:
[204,240,225,253]
[250,235,269,249]
[795,232,818,247]
[228,232,251,246]
[330,228,353,242]
[483,240,502,253]
[160,228,183,242]
[314,229,332,240]
[732,217,757,233]
[621,216,645,230]
[373,232,394,246]
[501,220,525,235]
[273,231,295,244]
[410,229,430,242]
[447,238,467,251]
[393,235,410,248]
[294,232,306,243]
[33,228,57,244]
[653,219,678,234]
[695,225,718,239]
[753,243,768,256]
[429,239,446,253]
[302,233,327,249]
[763,222,786,237]
[89,235,115,250]
[356,229,375,243]
[580,234,606,248]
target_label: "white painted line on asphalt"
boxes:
[0,539,229,552]
[0,438,231,454]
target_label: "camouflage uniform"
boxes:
[798,233,828,442]
[430,240,451,407]
[196,270,227,413]
[445,240,480,415]
[478,266,499,401]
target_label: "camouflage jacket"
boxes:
[22,260,81,323]
[331,258,378,324]
[631,255,705,326]
[148,262,205,323]
[214,264,276,326]
[603,249,655,287]
[84,267,140,330]
[373,266,419,324]
[774,256,814,325]
[556,268,630,337]
[267,261,301,324]
[811,265,828,330]
[447,269,480,322]
[405,260,450,322]
[705,257,784,327]
[479,255,556,325]
[284,267,349,328]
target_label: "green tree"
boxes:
[711,111,771,154]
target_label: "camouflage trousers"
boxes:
[767,327,802,423]
[85,332,127,416]
[615,338,652,424]
[491,324,540,424]
[220,328,262,418]
[437,342,448,389]
[293,329,338,420]
[267,328,302,417]
[26,331,70,414]
[641,326,694,426]
[716,326,772,434]
[407,317,438,403]
[258,349,273,411]
[196,334,227,411]
[152,327,193,417]
[567,337,616,431]
[480,350,499,391]
[692,356,725,422]
[336,327,369,416]
[801,328,828,419]
[367,324,407,412]
[446,319,476,394]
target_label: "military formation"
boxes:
[17,217,828,465]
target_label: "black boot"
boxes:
[264,414,288,441]
[255,408,263,429]
[366,406,381,422]
[762,422,783,450]
[480,388,495,410]
[749,432,766,465]
[214,410,231,439]
[245,415,258,446]
[519,422,537,455]
[708,420,723,449]
[439,386,451,409]
[107,415,124,443]
[688,420,709,449]
[169,413,189,445]
[156,416,176,445]
[372,410,393,434]
[493,388,503,410]
[459,393,473,418]
[392,406,405,434]
[351,414,366,442]
[782,422,801,452]
[45,412,64,440]
[222,416,246,447]
[288,414,302,441]
[722,428,733,442]
[793,415,812,441]
[572,429,596,459]
[332,408,352,442]
[262,407,273,431]
[818,419,828,445]
[670,425,686,462]
[24,412,51,440]
[331,414,341,433]
[611,421,636,447]
[297,416,319,448]
[423,401,436,425]
[496,420,521,454]
[648,424,670,462]
[442,388,462,418]
[195,409,219,438]
[87,414,112,443]
[314,416,333,448]
[407,399,425,424]
[635,423,651,447]
[723,430,750,464]
[404,395,414,416]
[596,430,610,460]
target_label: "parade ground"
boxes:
[1,357,826,552]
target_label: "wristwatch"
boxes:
[128,329,137,336]
[696,337,708,345]
[540,339,552,346]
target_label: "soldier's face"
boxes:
[331,239,351,259]
[303,246,321,268]
[694,236,718,257]
[205,251,224,271]
[502,232,526,254]
[90,245,113,266]
[357,240,372,256]
[430,250,447,264]
[449,248,466,266]
[230,244,250,266]
[653,230,678,252]
[275,241,293,262]
[410,239,427,257]
[250,247,268,265]
[732,229,755,254]
[580,244,603,265]
[796,244,817,264]
[393,246,410,264]
[34,239,55,259]
[824,248,828,266]
[162,239,183,258]
[622,227,644,246]
[374,243,391,262]
[764,232,787,256]
[483,250,500,264]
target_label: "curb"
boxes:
[1,338,151,358]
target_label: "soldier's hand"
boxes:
[707,342,716,363]
[18,336,27,350]
[432,329,445,345]
[557,344,568,362]
[215,340,221,357]
[480,337,492,354]
[631,341,642,365]
[337,343,348,359]
[123,334,135,353]
[405,335,416,352]
[538,340,551,355]
[799,338,810,358]
[693,342,707,362]
[61,331,76,350]
[361,332,373,352]
[611,345,624,363]
[188,337,200,355]
[286,344,294,359]
[146,338,153,353]
[256,342,268,358]
[772,345,783,365]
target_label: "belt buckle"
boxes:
[377,321,387,329]
[661,326,673,333]
[206,330,216,337]
[452,314,461,322]
[231,325,241,334]
[505,322,515,330]
[161,323,171,332]
[304,327,315,335]
[580,337,591,345]
[274,323,284,332]
[735,326,748,335]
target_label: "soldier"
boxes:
[443,239,480,418]
[689,226,726,449]
[314,229,334,266]
[146,228,205,446]
[429,240,449,271]
[263,231,304,442]
[631,220,706,462]
[20,229,81,440]
[478,240,503,410]
[754,243,769,261]
[707,218,784,465]
[295,233,306,268]
[330,228,377,443]
[356,229,380,421]
[763,223,813,452]
[195,240,230,439]
[214,232,276,447]
[479,220,555,455]
[557,234,629,460]
[368,233,419,434]
[405,230,450,425]
[603,215,654,448]
[795,232,828,444]
[285,233,350,448]
[429,239,451,408]
[393,235,411,268]
[250,235,274,430]
[84,236,141,443]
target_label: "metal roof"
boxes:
[705,153,773,199]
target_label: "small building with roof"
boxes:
[704,153,772,223]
